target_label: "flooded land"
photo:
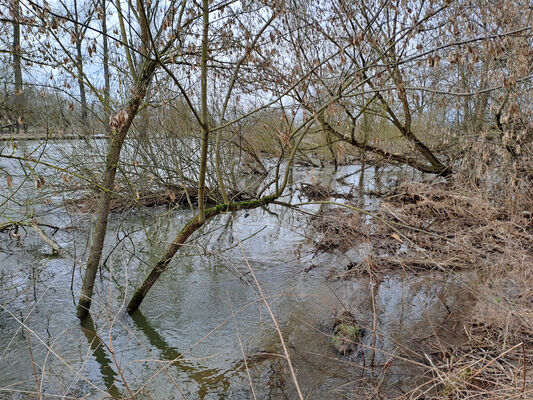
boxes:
[1,2,532,398]
[2,139,523,400]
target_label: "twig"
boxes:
[238,247,305,400]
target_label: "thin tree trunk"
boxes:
[11,0,23,133]
[325,129,338,170]
[73,0,87,125]
[76,38,88,124]
[127,195,277,313]
[77,64,156,319]
[102,0,110,117]
[197,0,209,224]
[473,61,490,132]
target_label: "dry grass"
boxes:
[308,208,367,252]
[377,181,533,270]
[416,323,533,399]
[309,177,533,398]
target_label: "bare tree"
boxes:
[10,0,23,132]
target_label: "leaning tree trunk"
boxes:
[127,195,278,313]
[77,63,156,319]
[128,0,211,314]
[363,67,451,176]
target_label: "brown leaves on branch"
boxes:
[109,110,129,129]
[34,175,45,190]
[427,53,441,68]
[276,128,291,148]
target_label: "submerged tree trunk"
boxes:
[127,195,277,313]
[128,0,212,314]
[77,63,156,319]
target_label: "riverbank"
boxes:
[0,132,107,141]
[306,178,533,398]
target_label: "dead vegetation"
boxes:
[308,208,367,252]
[416,320,533,399]
[65,188,186,213]
[377,181,533,271]
[309,178,533,398]
[65,186,250,213]
[310,180,532,272]
[300,182,355,200]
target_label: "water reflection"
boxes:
[0,142,461,398]
[80,314,121,398]
[131,309,240,399]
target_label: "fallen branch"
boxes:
[31,223,62,255]
[1,221,63,255]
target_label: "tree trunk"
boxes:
[73,0,87,125]
[102,0,110,118]
[11,0,23,133]
[364,68,450,175]
[76,38,88,125]
[77,64,156,319]
[376,91,448,174]
[318,115,449,175]
[197,0,210,224]
[127,195,277,314]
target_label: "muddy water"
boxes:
[0,140,473,399]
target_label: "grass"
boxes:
[331,323,361,349]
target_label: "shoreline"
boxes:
[0,133,107,141]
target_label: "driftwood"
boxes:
[300,182,355,200]
[1,221,62,254]
[31,223,62,255]
[65,186,251,213]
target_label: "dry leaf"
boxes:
[391,233,403,242]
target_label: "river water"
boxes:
[0,139,473,399]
